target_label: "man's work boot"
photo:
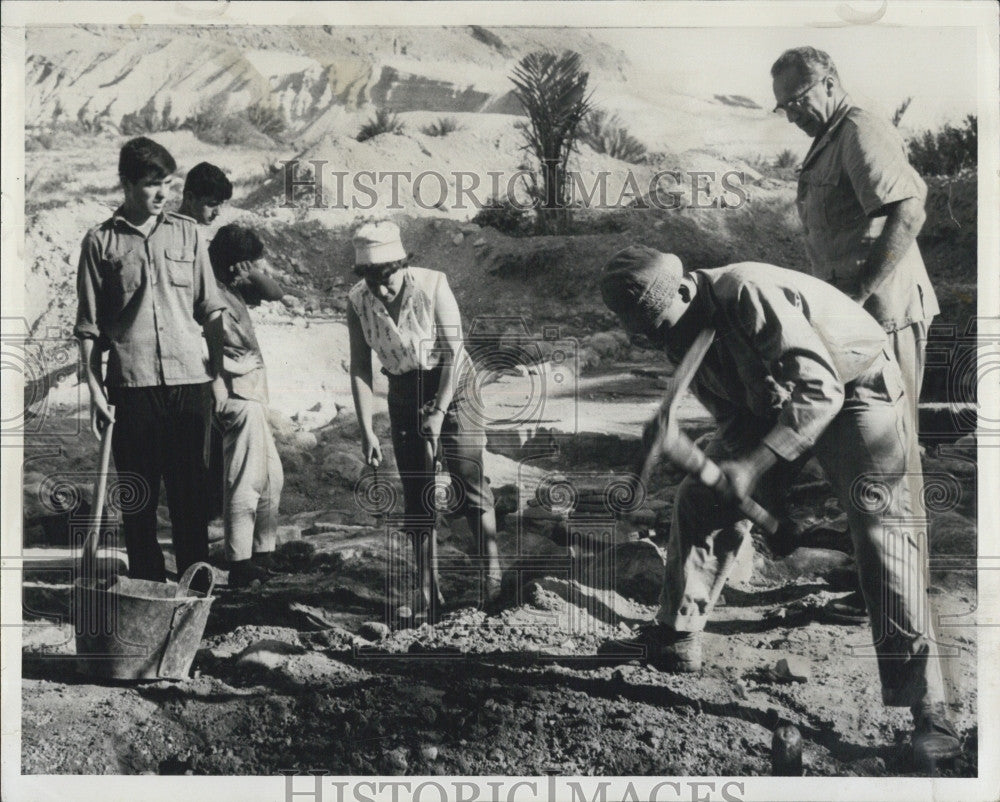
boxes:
[633,623,703,672]
[912,707,962,773]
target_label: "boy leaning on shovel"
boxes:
[599,245,961,770]
[346,221,502,622]
[207,224,286,588]
[75,137,227,583]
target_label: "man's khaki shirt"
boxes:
[688,263,889,463]
[74,209,224,387]
[796,98,939,333]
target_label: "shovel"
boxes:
[393,437,445,627]
[79,416,124,587]
[420,437,445,609]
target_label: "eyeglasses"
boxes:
[773,77,825,115]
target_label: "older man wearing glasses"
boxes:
[770,47,941,620]
[771,47,938,434]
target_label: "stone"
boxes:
[420,745,439,761]
[291,431,318,451]
[728,529,757,584]
[384,747,408,772]
[584,331,626,359]
[612,539,666,604]
[281,294,304,311]
[274,540,316,571]
[952,433,976,455]
[452,233,464,245]
[266,408,298,439]
[358,621,390,642]
[234,639,305,670]
[641,726,665,747]
[323,451,368,485]
[275,525,302,546]
[783,547,854,578]
[773,656,810,683]
[292,401,338,431]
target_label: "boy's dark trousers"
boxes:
[108,383,213,582]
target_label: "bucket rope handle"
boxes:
[177,562,216,599]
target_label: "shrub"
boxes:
[120,97,180,136]
[469,25,507,54]
[182,105,216,140]
[892,97,912,128]
[245,102,287,138]
[183,102,288,146]
[579,109,647,164]
[421,117,462,137]
[357,109,405,142]
[908,115,977,177]
[773,148,798,169]
[472,196,533,236]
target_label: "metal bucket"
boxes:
[74,562,215,681]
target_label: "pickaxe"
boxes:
[638,327,781,536]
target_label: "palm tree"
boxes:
[510,50,593,234]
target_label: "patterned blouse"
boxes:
[348,267,445,376]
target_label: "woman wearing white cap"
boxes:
[347,221,501,620]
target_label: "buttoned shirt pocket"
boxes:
[798,161,843,230]
[165,248,195,287]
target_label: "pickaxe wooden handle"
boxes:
[661,426,780,534]
[638,327,716,488]
[639,327,780,535]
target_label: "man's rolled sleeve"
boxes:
[192,229,225,325]
[842,119,926,217]
[734,282,846,461]
[74,233,103,341]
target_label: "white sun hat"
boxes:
[353,221,407,266]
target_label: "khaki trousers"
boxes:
[655,351,945,709]
[217,397,284,562]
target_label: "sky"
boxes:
[598,26,979,133]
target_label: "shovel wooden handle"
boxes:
[82,418,115,570]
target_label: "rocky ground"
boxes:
[20,346,980,778]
